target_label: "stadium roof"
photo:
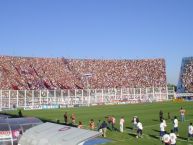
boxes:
[0,117,43,125]
[18,122,102,145]
[0,114,11,119]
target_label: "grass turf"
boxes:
[3,101,193,145]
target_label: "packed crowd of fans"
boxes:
[0,55,167,90]
[179,57,193,93]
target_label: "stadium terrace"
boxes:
[178,57,193,93]
[0,55,167,90]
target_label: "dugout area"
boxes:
[0,118,110,145]
[18,122,110,145]
[0,117,43,145]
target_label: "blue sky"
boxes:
[0,0,193,84]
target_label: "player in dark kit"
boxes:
[64,112,68,124]
[159,110,163,122]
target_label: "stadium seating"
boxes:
[177,57,193,93]
[0,55,167,90]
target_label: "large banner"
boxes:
[24,105,42,110]
[41,104,59,109]
[24,104,60,110]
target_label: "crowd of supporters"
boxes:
[179,58,193,93]
[0,55,166,90]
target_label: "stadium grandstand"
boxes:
[0,55,167,90]
[177,57,193,93]
[0,55,171,110]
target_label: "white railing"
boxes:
[176,93,193,98]
[0,87,175,110]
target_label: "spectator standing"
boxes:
[107,115,112,130]
[159,110,163,122]
[173,116,179,136]
[167,112,171,120]
[170,129,177,145]
[111,116,116,131]
[18,110,23,117]
[163,118,167,128]
[162,133,171,145]
[160,119,166,140]
[119,117,125,133]
[64,112,68,124]
[132,116,138,130]
[97,120,102,133]
[89,119,95,130]
[179,107,186,122]
[71,113,76,125]
[188,122,193,141]
[101,121,108,137]
[78,121,83,129]
[136,120,143,138]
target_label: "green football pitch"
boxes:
[4,101,193,145]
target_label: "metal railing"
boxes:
[0,87,175,110]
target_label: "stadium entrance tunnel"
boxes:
[18,122,108,145]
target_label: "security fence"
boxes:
[0,87,175,110]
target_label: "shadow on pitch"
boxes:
[0,112,78,127]
[152,129,160,133]
[177,136,187,141]
[128,132,137,137]
[149,134,160,140]
[126,126,133,130]
[0,111,22,118]
[152,119,159,122]
[38,117,78,127]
